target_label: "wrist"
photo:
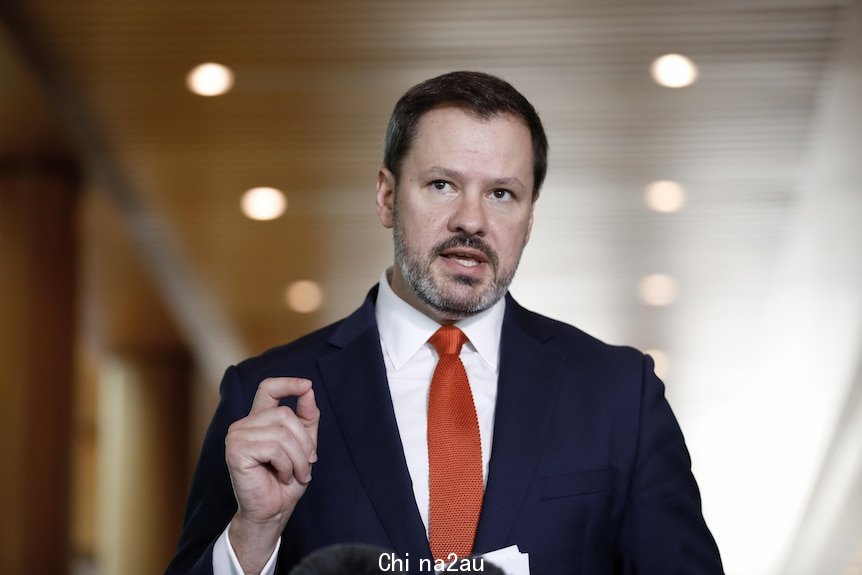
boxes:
[228,514,285,574]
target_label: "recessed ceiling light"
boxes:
[186,63,234,96]
[638,273,679,306]
[285,280,324,314]
[645,180,686,213]
[651,54,698,88]
[240,187,287,221]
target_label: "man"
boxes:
[167,71,723,574]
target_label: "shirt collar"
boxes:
[375,269,505,371]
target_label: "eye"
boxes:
[431,180,453,192]
[490,188,513,200]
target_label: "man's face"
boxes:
[376,105,536,323]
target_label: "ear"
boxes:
[376,167,396,229]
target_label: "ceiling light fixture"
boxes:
[651,54,698,88]
[645,180,686,213]
[186,63,235,96]
[285,280,324,313]
[638,273,679,306]
[240,187,287,221]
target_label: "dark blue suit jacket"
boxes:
[167,287,723,574]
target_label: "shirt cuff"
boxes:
[213,525,281,575]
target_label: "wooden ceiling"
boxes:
[2,1,861,573]
[2,0,848,353]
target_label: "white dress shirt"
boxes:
[214,270,505,574]
[375,268,503,534]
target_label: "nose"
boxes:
[448,192,487,237]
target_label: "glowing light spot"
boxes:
[240,187,287,221]
[285,280,323,313]
[187,63,234,96]
[651,54,698,88]
[639,273,679,306]
[645,180,686,213]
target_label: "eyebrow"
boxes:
[421,166,526,189]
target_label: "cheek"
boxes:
[407,210,448,240]
[494,219,531,258]
[399,216,438,251]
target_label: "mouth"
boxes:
[438,247,489,270]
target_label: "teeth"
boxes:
[452,257,479,267]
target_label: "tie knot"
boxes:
[429,325,468,357]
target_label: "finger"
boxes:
[250,377,312,415]
[227,428,313,484]
[295,387,319,427]
[245,440,304,486]
[264,429,313,484]
[232,406,316,460]
[294,387,320,462]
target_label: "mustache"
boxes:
[433,233,499,270]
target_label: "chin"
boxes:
[447,273,484,288]
[435,287,494,314]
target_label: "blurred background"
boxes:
[1,1,860,574]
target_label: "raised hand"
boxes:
[225,377,319,571]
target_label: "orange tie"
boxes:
[427,325,484,561]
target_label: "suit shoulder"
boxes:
[513,304,647,367]
[513,306,664,414]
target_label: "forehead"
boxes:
[406,106,533,180]
[412,105,529,147]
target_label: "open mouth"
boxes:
[444,254,482,267]
[439,247,489,270]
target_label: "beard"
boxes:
[392,206,521,319]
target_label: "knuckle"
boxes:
[259,441,276,457]
[226,425,243,445]
[276,427,301,447]
[276,405,296,424]
[225,431,244,450]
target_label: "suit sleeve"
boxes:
[617,354,724,574]
[165,366,250,575]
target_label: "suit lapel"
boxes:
[473,296,566,554]
[317,287,433,561]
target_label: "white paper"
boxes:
[478,545,530,575]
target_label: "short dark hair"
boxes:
[383,71,549,199]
